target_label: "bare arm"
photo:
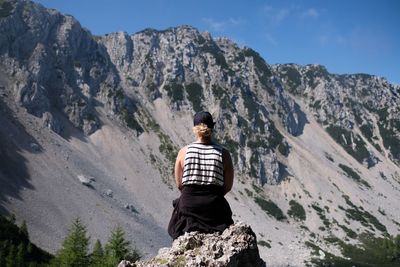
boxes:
[222,149,234,195]
[174,146,187,191]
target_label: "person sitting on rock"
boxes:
[168,111,234,239]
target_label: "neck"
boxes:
[196,137,212,144]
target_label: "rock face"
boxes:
[131,223,266,267]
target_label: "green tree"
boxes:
[5,243,17,267]
[104,226,140,266]
[16,243,26,266]
[90,239,105,267]
[19,221,29,241]
[53,218,90,267]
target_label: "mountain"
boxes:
[1,1,399,266]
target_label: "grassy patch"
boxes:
[0,0,13,18]
[288,200,306,221]
[339,164,371,188]
[121,109,144,135]
[267,121,284,150]
[251,183,263,194]
[360,123,374,142]
[311,203,331,228]
[257,240,271,248]
[342,195,387,232]
[158,131,177,167]
[200,43,232,74]
[243,48,274,95]
[310,232,400,267]
[240,88,261,122]
[254,196,286,221]
[164,83,184,102]
[244,188,253,197]
[378,121,400,161]
[326,125,369,163]
[185,83,204,112]
[337,223,358,239]
[283,67,302,91]
[278,141,290,156]
[220,137,239,164]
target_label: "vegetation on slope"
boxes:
[254,196,286,221]
[0,215,140,267]
[326,125,369,163]
[338,163,371,188]
[306,232,400,267]
[287,200,306,221]
[0,214,52,267]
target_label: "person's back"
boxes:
[168,111,234,239]
[182,142,224,187]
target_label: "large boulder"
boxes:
[119,223,266,267]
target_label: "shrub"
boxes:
[0,215,52,266]
[326,125,369,163]
[121,109,144,135]
[378,121,400,160]
[0,0,13,18]
[312,232,400,267]
[257,240,271,248]
[287,200,306,221]
[267,121,284,149]
[338,164,371,188]
[164,83,184,102]
[254,196,286,221]
[185,83,204,112]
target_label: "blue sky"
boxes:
[33,0,400,85]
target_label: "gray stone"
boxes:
[132,223,266,267]
[30,142,40,151]
[105,189,113,197]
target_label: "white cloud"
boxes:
[265,33,278,46]
[302,8,319,18]
[262,5,290,25]
[317,34,347,46]
[202,17,245,32]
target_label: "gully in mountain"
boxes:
[168,111,234,239]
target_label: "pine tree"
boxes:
[5,243,17,267]
[90,239,104,267]
[19,220,29,241]
[0,241,7,267]
[104,226,139,266]
[53,217,90,267]
[16,243,26,266]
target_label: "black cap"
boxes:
[193,111,215,129]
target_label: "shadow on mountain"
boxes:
[0,99,40,215]
[286,102,309,137]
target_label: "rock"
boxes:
[105,189,113,197]
[77,175,94,186]
[133,223,266,267]
[118,260,135,267]
[30,142,40,151]
[125,204,138,213]
[42,112,63,134]
[363,151,379,168]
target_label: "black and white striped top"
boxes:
[182,143,224,186]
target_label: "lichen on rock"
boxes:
[119,223,266,267]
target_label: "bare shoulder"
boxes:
[177,146,188,160]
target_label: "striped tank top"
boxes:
[182,143,224,186]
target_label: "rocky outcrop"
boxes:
[119,223,266,267]
[273,63,400,165]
